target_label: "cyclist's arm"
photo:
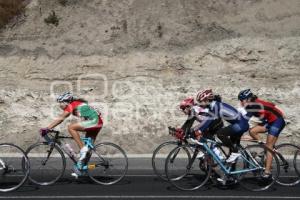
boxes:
[197,115,215,134]
[47,111,71,129]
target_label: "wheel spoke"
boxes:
[88,142,128,185]
[26,143,66,186]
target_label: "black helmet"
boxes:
[238,89,253,101]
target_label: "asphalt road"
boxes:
[0,158,300,200]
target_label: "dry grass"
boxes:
[0,0,25,28]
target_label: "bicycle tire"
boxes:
[275,143,300,186]
[0,143,30,192]
[238,144,280,191]
[25,142,66,186]
[152,141,179,181]
[165,144,211,191]
[88,142,128,185]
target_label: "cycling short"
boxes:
[230,118,249,136]
[80,116,103,132]
[216,118,249,137]
[266,117,285,137]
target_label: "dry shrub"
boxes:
[0,0,25,28]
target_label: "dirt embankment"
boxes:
[0,0,299,153]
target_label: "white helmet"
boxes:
[56,92,74,103]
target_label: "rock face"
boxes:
[0,0,299,153]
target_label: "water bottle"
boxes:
[64,143,76,159]
[212,146,224,160]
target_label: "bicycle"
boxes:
[165,136,280,191]
[241,138,300,186]
[25,129,128,186]
[0,143,30,192]
[153,118,224,181]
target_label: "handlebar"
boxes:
[48,129,60,134]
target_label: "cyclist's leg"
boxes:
[68,123,86,149]
[216,123,245,153]
[230,133,241,152]
[249,125,267,141]
[265,117,286,174]
[84,116,103,142]
[216,126,235,152]
[265,135,278,174]
[219,121,248,162]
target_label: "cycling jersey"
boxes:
[64,101,102,131]
[245,98,284,123]
[198,101,248,134]
[184,105,223,138]
[181,106,206,133]
[244,98,285,137]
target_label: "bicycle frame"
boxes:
[241,139,291,172]
[45,131,107,168]
[194,138,263,176]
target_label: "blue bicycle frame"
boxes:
[198,137,264,175]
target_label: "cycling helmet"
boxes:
[56,92,74,103]
[180,97,194,110]
[196,89,214,102]
[238,89,253,101]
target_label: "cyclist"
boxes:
[179,97,204,133]
[238,89,286,178]
[193,89,249,163]
[179,97,223,140]
[40,92,103,177]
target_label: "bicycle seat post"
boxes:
[81,137,94,148]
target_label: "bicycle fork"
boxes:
[42,143,56,166]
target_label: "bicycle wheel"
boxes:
[0,143,29,192]
[275,143,300,186]
[88,142,128,185]
[26,142,66,185]
[238,144,279,191]
[152,141,179,181]
[165,145,211,191]
[294,149,300,178]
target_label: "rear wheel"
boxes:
[0,143,29,192]
[238,144,279,191]
[275,143,300,186]
[88,142,128,185]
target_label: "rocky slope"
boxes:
[0,0,299,153]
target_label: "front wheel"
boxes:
[152,141,179,181]
[25,142,66,186]
[88,142,128,185]
[165,145,211,191]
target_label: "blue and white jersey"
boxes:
[198,101,244,132]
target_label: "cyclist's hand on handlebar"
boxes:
[194,130,202,140]
[39,128,50,136]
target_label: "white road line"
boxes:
[0,196,299,199]
[2,153,299,159]
[5,174,299,178]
